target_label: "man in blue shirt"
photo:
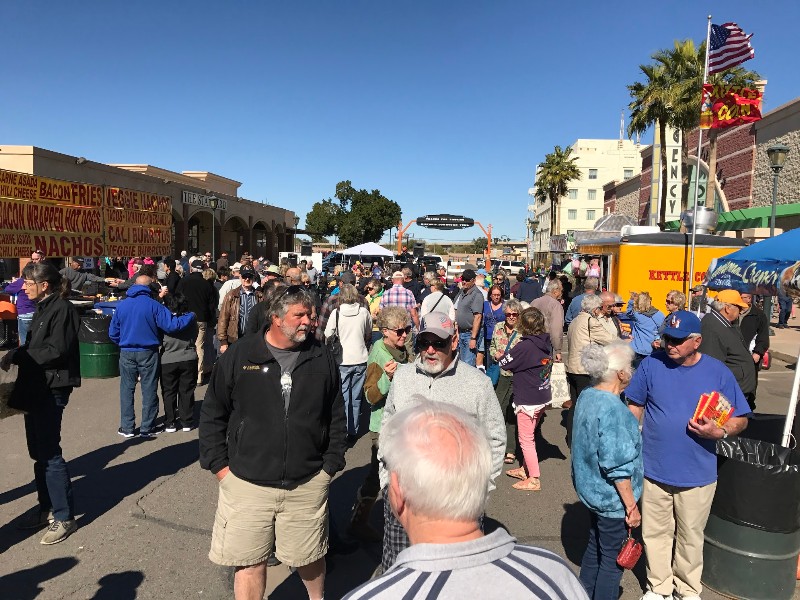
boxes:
[625,310,749,600]
[564,277,599,326]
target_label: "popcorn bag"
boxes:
[693,391,733,427]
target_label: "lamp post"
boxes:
[294,215,300,252]
[527,218,539,267]
[208,196,219,259]
[764,144,790,329]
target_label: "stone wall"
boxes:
[752,99,800,207]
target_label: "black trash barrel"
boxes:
[702,436,800,600]
[79,315,119,379]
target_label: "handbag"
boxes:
[548,361,570,409]
[487,331,517,387]
[761,349,771,371]
[325,310,344,365]
[616,527,643,569]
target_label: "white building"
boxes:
[531,138,641,255]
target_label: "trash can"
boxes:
[0,299,17,348]
[703,437,800,600]
[78,315,119,379]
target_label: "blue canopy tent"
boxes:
[705,228,800,447]
[705,228,800,297]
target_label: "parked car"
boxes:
[493,260,526,276]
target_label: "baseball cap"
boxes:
[391,271,404,279]
[476,268,487,276]
[265,265,281,275]
[231,262,242,271]
[690,284,705,293]
[419,312,456,339]
[71,256,84,264]
[239,268,256,279]
[661,310,702,339]
[715,289,748,309]
[190,260,206,270]
[461,268,476,281]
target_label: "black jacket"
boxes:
[164,271,181,296]
[198,328,347,487]
[739,306,770,359]
[11,293,80,407]
[699,309,756,394]
[176,272,218,323]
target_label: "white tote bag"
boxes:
[548,361,570,410]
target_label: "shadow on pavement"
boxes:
[0,556,79,599]
[535,412,568,462]
[92,570,145,599]
[560,501,591,565]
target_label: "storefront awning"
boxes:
[664,202,800,231]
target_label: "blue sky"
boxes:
[3,1,797,244]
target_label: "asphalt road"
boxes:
[1,354,798,599]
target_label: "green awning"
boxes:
[664,202,800,231]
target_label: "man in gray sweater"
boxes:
[346,401,587,600]
[377,311,506,572]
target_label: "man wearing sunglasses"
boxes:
[217,268,264,354]
[375,311,506,574]
[625,310,750,600]
[200,286,346,600]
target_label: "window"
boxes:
[624,169,634,179]
[586,210,596,220]
[568,209,577,220]
[588,169,598,180]
[587,189,597,201]
[568,189,578,199]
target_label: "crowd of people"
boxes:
[2,246,792,599]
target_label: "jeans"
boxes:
[17,313,33,346]
[119,349,160,434]
[579,512,628,600]
[340,363,367,436]
[24,387,74,521]
[778,296,793,326]
[457,331,477,366]
[160,359,198,427]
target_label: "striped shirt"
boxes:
[237,289,258,337]
[343,529,588,600]
[380,284,417,313]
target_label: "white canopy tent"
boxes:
[339,242,394,257]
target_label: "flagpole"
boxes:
[688,15,712,307]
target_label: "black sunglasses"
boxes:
[385,325,411,336]
[272,284,304,303]
[416,337,450,351]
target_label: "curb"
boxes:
[771,349,797,364]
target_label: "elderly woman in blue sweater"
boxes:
[572,341,642,600]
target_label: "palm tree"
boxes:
[629,40,759,219]
[534,146,581,239]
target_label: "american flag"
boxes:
[708,22,755,74]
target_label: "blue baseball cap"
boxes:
[662,310,702,339]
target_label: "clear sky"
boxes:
[3,1,797,244]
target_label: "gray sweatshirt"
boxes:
[160,320,198,365]
[378,354,506,491]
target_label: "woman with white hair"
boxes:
[564,294,614,447]
[572,342,642,600]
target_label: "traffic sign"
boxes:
[416,214,474,230]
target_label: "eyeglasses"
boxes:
[505,312,519,317]
[272,284,304,303]
[662,334,688,347]
[416,337,451,351]
[385,325,412,336]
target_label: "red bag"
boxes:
[761,350,771,371]
[617,528,643,569]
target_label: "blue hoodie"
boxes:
[109,285,195,351]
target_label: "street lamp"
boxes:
[767,144,790,237]
[294,215,300,252]
[208,196,219,259]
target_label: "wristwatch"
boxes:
[721,426,729,439]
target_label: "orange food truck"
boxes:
[575,232,747,312]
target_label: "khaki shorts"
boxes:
[209,469,331,568]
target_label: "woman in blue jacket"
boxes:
[625,292,665,368]
[572,342,642,600]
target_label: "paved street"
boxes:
[1,343,799,599]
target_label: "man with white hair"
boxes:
[530,279,565,361]
[345,401,588,599]
[565,276,599,326]
[377,312,506,572]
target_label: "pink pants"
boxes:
[516,405,546,478]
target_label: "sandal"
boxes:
[504,453,516,464]
[506,467,527,480]
[512,477,541,491]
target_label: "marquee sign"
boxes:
[416,214,474,230]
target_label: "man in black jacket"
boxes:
[738,292,770,409]
[199,287,346,600]
[176,260,218,384]
[699,289,757,410]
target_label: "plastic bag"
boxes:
[79,315,113,344]
[713,437,800,533]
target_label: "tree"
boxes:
[305,180,402,247]
[629,40,759,220]
[534,146,581,237]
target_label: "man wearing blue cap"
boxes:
[625,310,750,600]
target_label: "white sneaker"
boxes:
[640,593,669,600]
[164,425,177,433]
